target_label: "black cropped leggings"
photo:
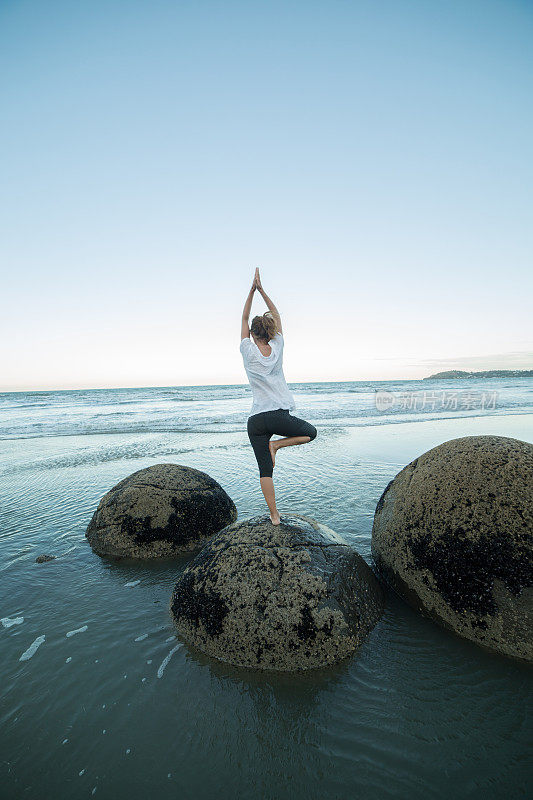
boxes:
[247,407,317,478]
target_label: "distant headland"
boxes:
[424,369,533,380]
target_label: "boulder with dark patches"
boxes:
[86,464,237,559]
[170,513,384,671]
[371,436,533,662]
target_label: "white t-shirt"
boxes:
[240,332,296,416]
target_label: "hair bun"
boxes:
[250,311,278,341]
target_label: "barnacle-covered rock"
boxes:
[86,464,237,559]
[170,513,384,670]
[371,436,533,662]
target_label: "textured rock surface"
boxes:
[86,464,237,559]
[371,436,533,662]
[35,554,56,563]
[170,513,384,671]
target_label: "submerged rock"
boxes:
[371,436,533,662]
[86,464,237,559]
[36,554,56,563]
[170,513,384,671]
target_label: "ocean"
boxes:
[1,377,532,799]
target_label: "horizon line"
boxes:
[2,370,531,394]
[0,377,422,393]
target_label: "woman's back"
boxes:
[240,332,295,416]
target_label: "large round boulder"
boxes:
[86,464,237,559]
[371,436,533,662]
[170,513,384,671]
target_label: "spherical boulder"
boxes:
[86,464,237,559]
[371,436,533,662]
[170,513,384,671]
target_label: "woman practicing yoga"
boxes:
[240,268,317,525]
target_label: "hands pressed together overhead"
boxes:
[242,267,282,338]
[252,267,263,293]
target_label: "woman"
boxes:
[240,268,317,525]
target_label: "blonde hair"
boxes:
[250,311,278,342]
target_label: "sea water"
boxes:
[1,378,532,799]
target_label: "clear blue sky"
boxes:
[1,0,531,389]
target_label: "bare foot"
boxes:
[269,440,277,468]
[270,512,281,525]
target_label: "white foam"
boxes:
[157,643,182,678]
[92,789,97,796]
[66,657,72,663]
[1,616,24,628]
[79,769,85,776]
[165,635,176,642]
[62,739,68,745]
[66,625,88,638]
[134,633,148,642]
[19,635,45,661]
[146,659,152,664]
[126,748,131,755]
[124,580,140,588]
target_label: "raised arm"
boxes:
[254,268,283,334]
[241,279,256,340]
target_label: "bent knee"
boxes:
[307,425,317,441]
